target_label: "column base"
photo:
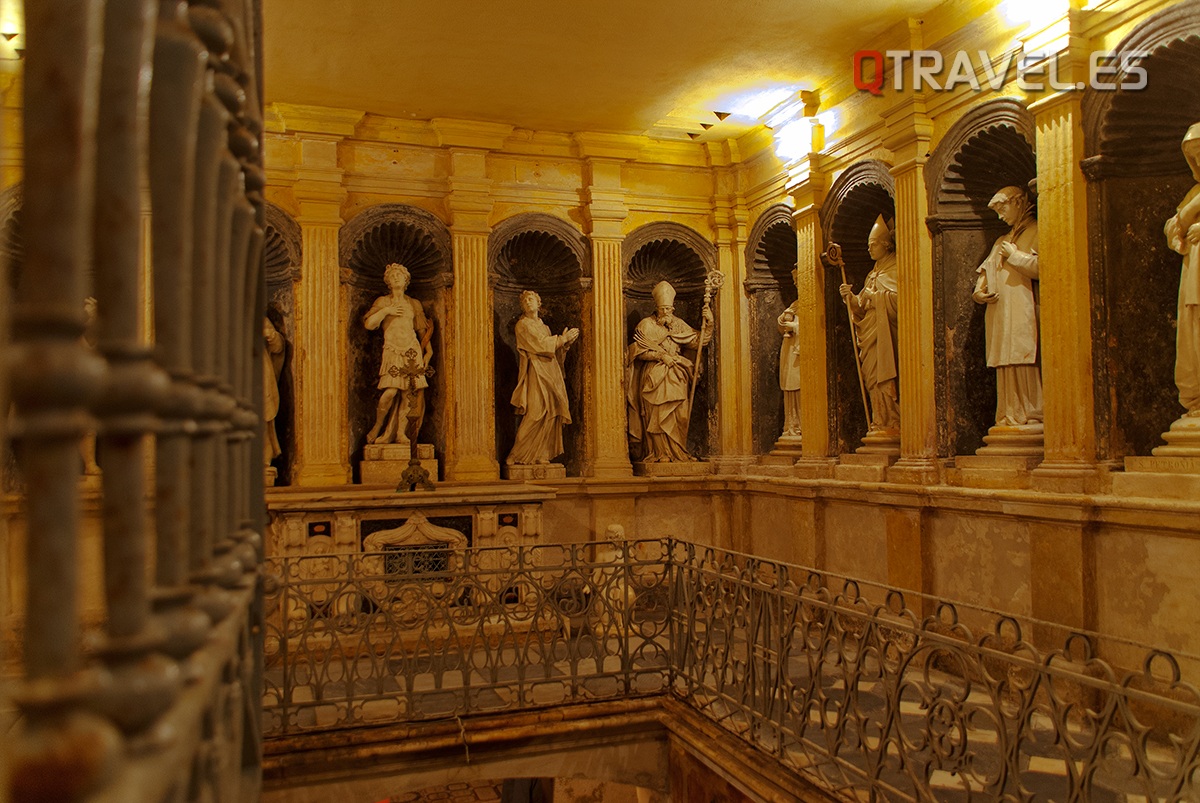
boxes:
[445,454,501,482]
[834,452,898,482]
[294,462,352,487]
[585,456,635,479]
[792,457,836,479]
[709,455,757,475]
[361,443,439,486]
[633,460,713,477]
[886,457,942,485]
[1030,460,1111,494]
[503,462,567,481]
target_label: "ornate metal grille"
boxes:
[264,539,1200,801]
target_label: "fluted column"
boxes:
[788,160,832,472]
[582,153,634,478]
[884,97,939,485]
[292,141,351,486]
[712,156,752,463]
[1030,89,1098,491]
[446,147,499,481]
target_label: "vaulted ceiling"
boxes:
[262,0,938,140]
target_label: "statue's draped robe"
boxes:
[264,324,285,460]
[625,315,701,462]
[777,303,802,436]
[850,253,899,430]
[1167,182,1200,414]
[508,316,572,464]
[976,214,1042,426]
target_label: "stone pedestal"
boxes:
[758,435,803,475]
[978,423,1044,456]
[857,429,900,456]
[1114,452,1200,501]
[1152,415,1200,457]
[361,443,439,486]
[834,452,898,482]
[264,466,278,487]
[503,463,567,481]
[793,457,836,479]
[950,453,1040,489]
[633,460,712,477]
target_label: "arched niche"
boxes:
[743,205,797,454]
[339,204,453,480]
[622,222,719,461]
[1081,1,1200,458]
[488,213,591,475]
[262,202,301,485]
[819,161,896,454]
[926,99,1036,456]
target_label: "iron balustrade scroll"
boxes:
[265,539,1200,802]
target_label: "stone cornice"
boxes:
[267,103,366,137]
[431,118,515,150]
[573,132,645,161]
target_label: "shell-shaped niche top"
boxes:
[362,512,468,551]
[495,230,581,293]
[756,220,797,276]
[946,124,1036,217]
[626,238,706,298]
[341,206,453,293]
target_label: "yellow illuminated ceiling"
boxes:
[262,0,939,140]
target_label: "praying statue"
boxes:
[1165,122,1200,419]
[364,262,434,446]
[625,280,714,462]
[777,274,802,438]
[839,217,899,434]
[506,290,580,466]
[972,185,1042,428]
[263,317,285,476]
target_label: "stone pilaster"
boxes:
[580,149,634,478]
[445,144,500,481]
[292,135,351,486]
[711,150,752,462]
[789,159,832,474]
[883,97,939,485]
[1029,89,1100,492]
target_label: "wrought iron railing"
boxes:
[264,539,1200,802]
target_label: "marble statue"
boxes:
[972,185,1042,427]
[506,290,580,466]
[1165,123,1200,418]
[777,273,802,438]
[263,317,285,476]
[839,217,900,434]
[364,262,433,446]
[625,280,714,462]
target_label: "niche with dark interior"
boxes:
[926,100,1036,456]
[1082,8,1200,458]
[819,162,896,455]
[340,205,453,481]
[744,205,797,454]
[489,215,589,476]
[622,223,719,461]
[263,202,301,485]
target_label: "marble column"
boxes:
[1029,90,1099,492]
[789,160,833,475]
[883,98,939,485]
[582,153,634,478]
[293,155,351,485]
[446,147,499,481]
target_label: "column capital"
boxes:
[582,157,629,240]
[445,148,494,234]
[882,96,933,168]
[787,155,830,217]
